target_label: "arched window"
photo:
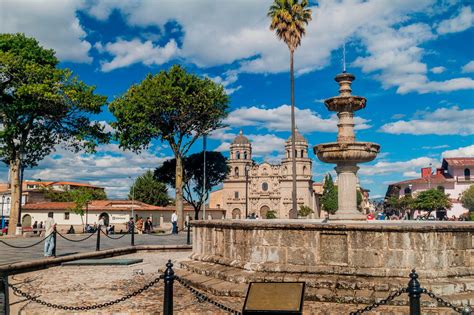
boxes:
[244,151,247,159]
[295,150,298,158]
[235,167,239,177]
[404,186,412,195]
[303,166,307,175]
[287,150,289,158]
[437,186,445,193]
[236,151,240,159]
[465,168,471,180]
[283,167,287,175]
[301,150,304,158]
[262,182,268,191]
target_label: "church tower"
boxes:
[228,130,252,180]
[281,128,312,178]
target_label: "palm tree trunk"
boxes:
[8,158,21,235]
[290,49,297,219]
[175,155,184,230]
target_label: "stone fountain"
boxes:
[314,72,380,220]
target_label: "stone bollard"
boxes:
[96,226,101,251]
[163,260,175,315]
[130,222,135,247]
[407,269,422,315]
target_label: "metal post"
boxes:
[245,166,249,219]
[186,220,191,245]
[1,196,5,230]
[131,222,135,246]
[407,269,422,315]
[96,225,101,251]
[163,260,174,315]
[1,272,9,315]
[52,227,57,257]
[202,135,207,220]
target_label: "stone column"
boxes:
[332,163,365,220]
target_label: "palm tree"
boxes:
[268,0,312,218]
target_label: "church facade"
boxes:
[209,131,321,219]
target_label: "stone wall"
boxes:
[191,220,474,279]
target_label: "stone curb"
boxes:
[0,244,192,274]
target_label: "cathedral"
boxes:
[209,130,321,219]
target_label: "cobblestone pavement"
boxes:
[6,251,459,315]
[0,233,189,266]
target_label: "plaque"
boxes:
[243,282,305,314]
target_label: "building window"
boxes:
[465,168,471,180]
[262,182,268,191]
[48,212,54,218]
[235,167,239,177]
[234,191,239,199]
[301,150,304,158]
[244,151,247,159]
[64,212,70,220]
[236,151,240,159]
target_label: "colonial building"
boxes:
[209,130,321,219]
[385,157,474,217]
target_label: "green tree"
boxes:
[414,189,452,216]
[155,151,229,219]
[268,0,312,218]
[110,65,228,229]
[130,170,169,207]
[41,186,107,202]
[321,174,338,214]
[460,185,474,212]
[67,188,99,228]
[266,210,277,219]
[0,34,109,234]
[298,205,313,217]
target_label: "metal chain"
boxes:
[175,275,242,315]
[100,230,128,240]
[8,276,161,311]
[0,235,49,248]
[349,288,407,315]
[422,288,465,313]
[56,231,95,242]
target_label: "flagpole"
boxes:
[202,134,207,220]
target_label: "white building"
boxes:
[209,130,321,219]
[386,157,474,217]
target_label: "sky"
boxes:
[0,0,473,199]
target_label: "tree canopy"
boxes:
[320,174,338,214]
[0,33,109,234]
[461,185,474,212]
[42,186,107,203]
[130,170,170,207]
[110,65,229,228]
[155,151,229,219]
[413,188,452,214]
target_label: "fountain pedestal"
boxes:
[331,163,366,220]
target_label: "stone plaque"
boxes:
[320,233,348,265]
[243,282,305,314]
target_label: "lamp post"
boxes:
[1,195,5,229]
[16,151,25,235]
[245,165,250,219]
[129,176,135,221]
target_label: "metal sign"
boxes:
[243,282,305,314]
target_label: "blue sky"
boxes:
[1,0,473,199]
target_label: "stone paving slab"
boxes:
[61,258,144,266]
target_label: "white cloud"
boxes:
[380,106,474,135]
[215,133,286,159]
[430,66,446,74]
[359,157,438,176]
[224,105,371,133]
[442,145,474,158]
[421,145,449,149]
[462,60,474,73]
[99,38,180,72]
[436,6,474,35]
[24,144,171,199]
[207,70,242,95]
[0,0,92,62]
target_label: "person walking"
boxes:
[136,217,144,234]
[44,213,56,257]
[171,211,178,234]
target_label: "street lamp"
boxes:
[245,164,250,219]
[129,176,135,221]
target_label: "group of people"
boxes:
[126,217,155,234]
[367,210,469,221]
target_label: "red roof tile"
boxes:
[442,158,474,167]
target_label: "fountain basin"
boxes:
[314,142,380,164]
[324,95,366,112]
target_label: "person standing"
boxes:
[44,213,56,257]
[136,217,144,234]
[32,221,38,234]
[171,211,178,234]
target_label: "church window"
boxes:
[235,167,239,177]
[244,151,247,159]
[262,182,268,191]
[236,151,240,159]
[301,150,304,157]
[295,150,297,158]
[303,166,307,175]
[234,191,239,199]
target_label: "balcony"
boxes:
[456,176,473,183]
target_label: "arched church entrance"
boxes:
[22,214,32,227]
[232,208,241,219]
[260,205,270,219]
[99,212,110,226]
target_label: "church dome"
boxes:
[233,130,250,145]
[286,128,307,143]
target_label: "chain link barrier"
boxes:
[100,230,128,240]
[0,235,48,249]
[8,275,162,311]
[422,288,469,314]
[174,275,242,315]
[349,288,407,315]
[56,231,95,242]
